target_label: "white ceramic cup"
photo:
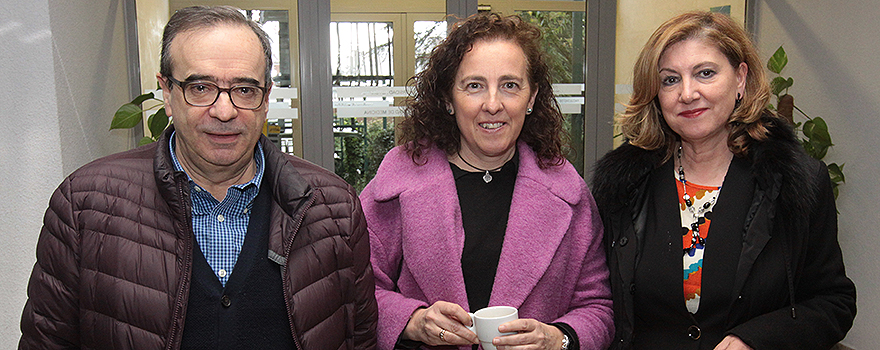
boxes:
[465,306,518,350]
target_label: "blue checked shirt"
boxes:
[170,133,265,286]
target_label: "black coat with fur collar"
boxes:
[591,120,855,350]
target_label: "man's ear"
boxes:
[262,81,274,112]
[156,73,173,117]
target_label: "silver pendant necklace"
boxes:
[457,152,505,183]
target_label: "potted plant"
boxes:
[767,45,845,199]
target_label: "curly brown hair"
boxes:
[618,11,782,161]
[397,12,566,168]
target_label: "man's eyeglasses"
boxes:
[165,76,268,110]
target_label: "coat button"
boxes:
[220,295,231,308]
[687,325,701,340]
[619,237,629,247]
[629,283,636,295]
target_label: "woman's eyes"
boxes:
[698,69,717,78]
[462,81,521,91]
[661,76,680,86]
[661,69,717,86]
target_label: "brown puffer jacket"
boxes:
[19,127,378,349]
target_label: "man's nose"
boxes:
[210,91,238,121]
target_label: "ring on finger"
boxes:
[439,328,446,341]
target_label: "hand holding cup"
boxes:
[403,301,478,346]
[466,306,519,350]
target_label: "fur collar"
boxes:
[591,118,819,223]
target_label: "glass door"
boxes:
[330,11,446,191]
[330,15,400,191]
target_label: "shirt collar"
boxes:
[168,131,265,192]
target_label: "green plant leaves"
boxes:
[770,76,794,96]
[801,117,833,159]
[148,107,169,138]
[827,163,845,184]
[138,137,154,146]
[827,162,845,200]
[803,117,832,145]
[130,92,155,106]
[767,46,788,74]
[111,91,168,145]
[111,103,144,130]
[111,92,163,131]
[766,45,845,202]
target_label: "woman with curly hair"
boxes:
[591,11,855,350]
[360,12,614,350]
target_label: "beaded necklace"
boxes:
[677,145,721,254]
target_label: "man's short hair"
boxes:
[159,5,273,86]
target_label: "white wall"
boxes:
[0,0,131,346]
[752,0,880,348]
[0,0,63,344]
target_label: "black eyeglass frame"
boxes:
[164,76,269,110]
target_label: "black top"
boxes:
[452,151,519,311]
[631,158,747,349]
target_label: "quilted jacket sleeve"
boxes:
[19,178,82,349]
[349,187,380,350]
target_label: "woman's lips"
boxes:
[479,122,505,130]
[679,108,707,118]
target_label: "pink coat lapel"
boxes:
[367,146,471,307]
[368,142,583,311]
[490,142,582,308]
[398,164,471,308]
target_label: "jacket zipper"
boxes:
[166,174,194,350]
[280,192,317,350]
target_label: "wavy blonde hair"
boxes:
[618,11,778,160]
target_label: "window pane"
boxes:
[331,22,394,86]
[414,20,447,74]
[518,10,587,175]
[246,10,291,87]
[245,10,298,155]
[331,21,397,192]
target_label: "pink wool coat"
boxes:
[360,142,614,350]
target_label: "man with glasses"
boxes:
[19,6,377,350]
